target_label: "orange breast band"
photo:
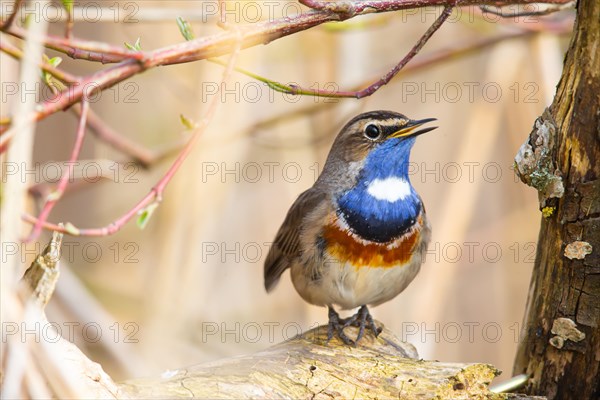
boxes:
[322,219,420,268]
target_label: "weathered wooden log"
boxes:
[16,233,543,399]
[120,324,538,399]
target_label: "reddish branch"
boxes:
[479,1,575,18]
[0,0,574,237]
[0,0,573,141]
[247,26,568,138]
[285,6,453,98]
[1,37,188,168]
[22,38,244,237]
[0,39,80,83]
[3,24,144,63]
[299,0,570,14]
[25,100,89,242]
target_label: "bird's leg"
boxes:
[356,305,382,342]
[327,306,355,345]
[343,305,382,343]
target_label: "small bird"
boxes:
[264,111,435,345]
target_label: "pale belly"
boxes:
[291,207,430,310]
[290,256,422,310]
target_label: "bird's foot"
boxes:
[342,305,382,343]
[326,306,356,345]
[326,305,382,345]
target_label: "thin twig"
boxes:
[470,5,575,32]
[0,39,169,166]
[0,0,575,142]
[0,49,181,168]
[247,28,542,140]
[272,5,454,99]
[300,0,571,15]
[24,100,90,242]
[64,6,74,39]
[16,20,573,236]
[480,1,575,18]
[1,0,573,66]
[5,24,143,63]
[29,29,540,161]
[0,59,144,141]
[22,33,245,237]
[209,14,573,102]
[0,39,80,83]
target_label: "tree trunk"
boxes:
[513,0,600,399]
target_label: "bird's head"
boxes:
[320,110,437,189]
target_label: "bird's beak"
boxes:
[390,118,438,138]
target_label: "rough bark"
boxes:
[513,0,600,398]
[120,324,520,399]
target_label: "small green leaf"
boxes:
[40,69,54,88]
[41,70,51,85]
[124,37,142,51]
[179,114,196,130]
[137,202,159,230]
[64,222,80,236]
[48,56,62,67]
[61,0,73,13]
[176,17,195,41]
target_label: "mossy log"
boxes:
[120,324,538,399]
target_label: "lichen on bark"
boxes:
[514,108,564,208]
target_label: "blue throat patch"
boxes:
[337,138,422,243]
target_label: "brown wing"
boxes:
[264,188,326,292]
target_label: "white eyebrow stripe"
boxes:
[367,118,407,127]
[366,177,412,202]
[361,118,407,126]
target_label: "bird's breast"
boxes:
[336,175,422,243]
[322,212,423,269]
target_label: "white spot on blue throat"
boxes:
[366,176,411,203]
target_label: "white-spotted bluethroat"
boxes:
[264,111,436,345]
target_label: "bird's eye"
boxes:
[364,124,381,140]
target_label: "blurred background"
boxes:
[1,0,573,385]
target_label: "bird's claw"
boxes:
[327,305,381,345]
[327,306,356,345]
